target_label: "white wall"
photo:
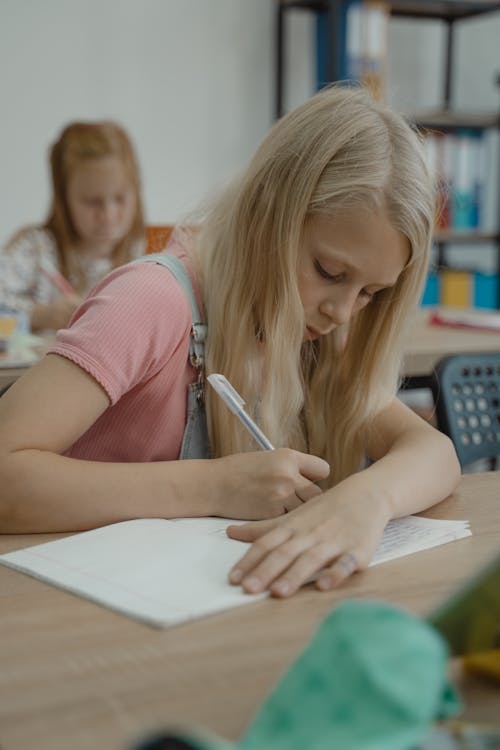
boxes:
[1,1,499,255]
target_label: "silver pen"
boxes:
[207,373,274,451]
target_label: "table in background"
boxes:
[2,312,500,390]
[0,364,28,390]
[0,472,499,750]
[403,309,500,381]
[0,334,53,390]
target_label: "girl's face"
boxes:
[297,209,410,341]
[67,156,136,251]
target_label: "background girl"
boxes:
[0,87,460,597]
[0,121,145,330]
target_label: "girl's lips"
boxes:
[305,326,321,341]
[305,325,336,340]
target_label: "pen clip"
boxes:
[207,373,245,414]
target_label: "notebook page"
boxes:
[371,516,471,566]
[0,518,266,627]
[0,515,471,628]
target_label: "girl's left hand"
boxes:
[226,476,391,597]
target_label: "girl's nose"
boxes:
[320,293,357,327]
[99,201,116,223]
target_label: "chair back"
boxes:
[145,226,174,254]
[432,352,500,468]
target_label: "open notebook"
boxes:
[0,515,471,628]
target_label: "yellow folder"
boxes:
[441,270,471,308]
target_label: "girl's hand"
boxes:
[212,448,330,520]
[226,474,391,596]
[31,294,83,331]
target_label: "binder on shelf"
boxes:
[471,130,487,231]
[420,271,440,307]
[452,130,478,231]
[316,0,354,88]
[346,0,389,101]
[316,1,389,101]
[424,132,453,230]
[441,269,472,308]
[473,272,499,310]
[420,269,499,311]
[437,133,454,230]
[423,129,489,234]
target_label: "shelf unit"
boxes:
[275,0,500,301]
[275,1,500,117]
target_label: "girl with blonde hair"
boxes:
[0,87,459,597]
[0,121,145,330]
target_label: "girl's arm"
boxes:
[0,228,83,330]
[0,354,328,533]
[0,229,53,323]
[30,295,83,331]
[227,398,461,597]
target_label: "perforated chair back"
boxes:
[432,352,500,468]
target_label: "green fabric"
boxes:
[240,600,460,750]
[162,600,461,750]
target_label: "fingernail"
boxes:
[317,575,333,590]
[229,568,242,584]
[243,576,261,593]
[272,580,290,596]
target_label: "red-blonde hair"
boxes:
[44,120,145,289]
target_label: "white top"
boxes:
[0,226,145,314]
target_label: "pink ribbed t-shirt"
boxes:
[48,246,200,462]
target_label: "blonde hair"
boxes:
[43,120,145,291]
[197,85,434,485]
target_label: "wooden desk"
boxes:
[0,473,499,750]
[403,309,500,378]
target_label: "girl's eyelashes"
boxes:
[314,259,378,300]
[361,288,375,299]
[313,259,343,282]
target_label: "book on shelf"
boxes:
[424,132,453,230]
[423,129,488,233]
[421,269,499,311]
[346,0,389,101]
[441,269,470,308]
[316,0,389,101]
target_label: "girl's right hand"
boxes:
[210,448,330,520]
[31,294,83,330]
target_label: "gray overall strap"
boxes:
[136,252,207,368]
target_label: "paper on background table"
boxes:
[0,349,38,368]
[430,308,500,332]
[0,333,45,369]
[0,515,471,628]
